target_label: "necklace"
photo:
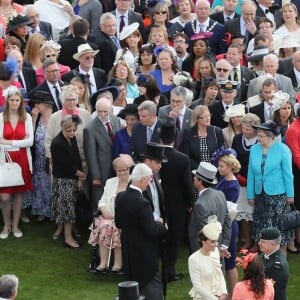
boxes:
[241,135,257,152]
[191,19,217,34]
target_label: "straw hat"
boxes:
[73,44,99,61]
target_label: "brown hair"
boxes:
[108,60,136,84]
[23,33,45,65]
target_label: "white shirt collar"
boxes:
[197,18,209,27]
[223,12,235,20]
[116,10,128,18]
[129,184,142,194]
[148,118,158,132]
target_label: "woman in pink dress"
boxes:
[233,251,274,300]
[0,86,33,239]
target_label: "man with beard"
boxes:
[173,32,189,71]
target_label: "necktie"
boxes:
[119,15,125,33]
[106,121,115,142]
[176,117,181,131]
[30,27,36,35]
[268,105,273,121]
[232,68,239,81]
[53,85,62,109]
[225,16,231,22]
[111,36,120,49]
[85,73,92,95]
[17,75,24,88]
[265,9,269,14]
[225,106,229,110]
[147,127,152,142]
[199,24,205,33]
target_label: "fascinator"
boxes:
[190,32,213,41]
[211,146,237,167]
[172,71,195,89]
[252,120,281,136]
[41,40,61,53]
[0,57,18,81]
[236,249,257,270]
[202,215,222,241]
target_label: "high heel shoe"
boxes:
[64,242,80,249]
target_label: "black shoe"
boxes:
[96,267,108,274]
[111,268,124,275]
[167,273,184,282]
[64,242,80,250]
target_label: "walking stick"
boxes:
[107,220,114,269]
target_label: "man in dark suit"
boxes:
[210,81,238,129]
[7,49,37,94]
[58,18,101,70]
[184,0,226,55]
[250,78,277,123]
[189,161,232,254]
[210,0,240,25]
[95,12,120,74]
[28,60,64,112]
[159,118,193,282]
[132,101,162,162]
[23,5,53,40]
[255,0,281,29]
[226,43,255,102]
[259,228,289,300]
[62,44,106,96]
[115,163,167,300]
[224,0,259,46]
[158,86,192,149]
[84,97,121,212]
[112,0,144,39]
[284,50,300,89]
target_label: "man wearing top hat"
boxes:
[159,118,194,282]
[210,80,239,129]
[189,161,232,255]
[62,44,106,96]
[115,163,167,300]
[259,227,289,300]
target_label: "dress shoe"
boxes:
[167,273,184,282]
[12,230,23,238]
[64,242,80,249]
[287,247,300,254]
[0,228,11,239]
[96,267,108,274]
[111,268,124,275]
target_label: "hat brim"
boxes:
[251,124,273,131]
[117,107,139,119]
[247,53,268,62]
[140,154,168,163]
[73,49,99,61]
[120,22,139,40]
[7,20,33,32]
[29,99,56,107]
[90,86,119,110]
[192,170,218,185]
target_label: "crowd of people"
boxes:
[0,0,299,299]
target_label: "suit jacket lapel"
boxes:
[97,118,112,144]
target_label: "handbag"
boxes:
[278,205,300,231]
[0,146,24,187]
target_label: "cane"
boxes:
[107,219,114,269]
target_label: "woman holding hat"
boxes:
[30,91,55,222]
[188,215,227,300]
[232,113,260,250]
[115,23,143,74]
[113,104,139,159]
[247,120,294,254]
[223,104,246,148]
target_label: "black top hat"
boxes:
[118,104,139,119]
[260,227,280,241]
[6,15,33,33]
[90,86,119,111]
[29,91,56,108]
[220,80,238,92]
[159,117,177,144]
[115,281,145,300]
[140,142,168,163]
[247,45,269,63]
[252,120,280,136]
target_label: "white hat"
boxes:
[272,32,300,52]
[192,162,218,185]
[224,104,246,122]
[73,44,99,61]
[247,95,262,107]
[271,91,290,112]
[202,215,222,241]
[256,73,273,92]
[120,22,139,41]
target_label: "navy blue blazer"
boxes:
[184,18,226,55]
[39,21,53,40]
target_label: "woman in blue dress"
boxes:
[213,147,241,299]
[113,104,139,159]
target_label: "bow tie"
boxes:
[265,9,269,14]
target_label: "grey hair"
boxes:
[241,113,261,126]
[171,86,187,98]
[215,59,232,70]
[138,100,157,114]
[185,88,194,107]
[131,163,152,182]
[0,274,19,299]
[22,4,36,15]
[60,85,79,105]
[42,59,58,70]
[100,12,116,25]
[241,0,257,10]
[263,53,279,65]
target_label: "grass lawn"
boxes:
[0,220,299,300]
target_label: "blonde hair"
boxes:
[23,33,46,65]
[191,105,210,126]
[112,154,134,170]
[149,25,168,44]
[70,77,91,112]
[219,154,241,174]
[60,85,79,105]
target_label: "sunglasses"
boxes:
[155,11,167,15]
[216,68,229,72]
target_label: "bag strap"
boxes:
[0,146,5,165]
[4,151,13,163]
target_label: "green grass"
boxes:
[0,221,299,299]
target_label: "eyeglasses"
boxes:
[45,54,57,58]
[83,55,95,60]
[174,40,186,44]
[259,25,272,30]
[216,68,229,72]
[197,114,211,120]
[116,168,129,173]
[64,98,77,102]
[64,128,76,133]
[155,11,167,15]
